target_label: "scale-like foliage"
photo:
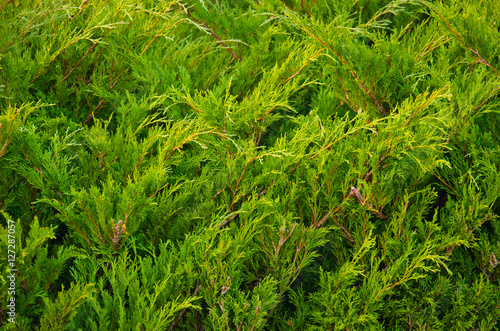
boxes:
[1,0,499,329]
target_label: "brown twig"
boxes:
[54,200,93,247]
[185,11,241,62]
[219,213,237,229]
[169,282,202,331]
[313,210,331,229]
[332,214,355,244]
[62,40,98,82]
[79,201,107,243]
[348,186,387,219]
[430,6,499,75]
[303,27,387,113]
[272,223,297,261]
[278,48,323,87]
[0,0,13,11]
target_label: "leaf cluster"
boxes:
[1,0,500,330]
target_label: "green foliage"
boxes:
[1,0,499,329]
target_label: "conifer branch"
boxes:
[169,282,202,330]
[348,186,387,219]
[2,0,500,327]
[61,39,99,83]
[1,6,57,53]
[332,213,355,245]
[219,213,237,229]
[0,0,13,11]
[428,4,499,75]
[299,27,388,113]
[471,84,500,116]
[185,12,241,62]
[312,210,331,229]
[78,200,107,243]
[53,200,93,247]
[272,222,297,261]
[416,36,452,61]
[164,130,215,160]
[278,48,323,87]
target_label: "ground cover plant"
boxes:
[1,0,500,329]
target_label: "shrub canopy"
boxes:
[0,0,499,329]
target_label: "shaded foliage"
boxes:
[1,0,499,329]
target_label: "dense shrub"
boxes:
[1,0,499,329]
